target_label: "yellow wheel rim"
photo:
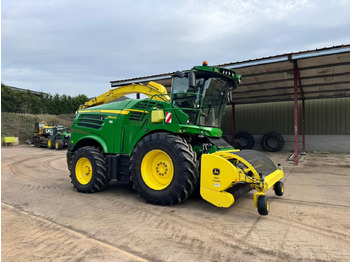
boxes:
[55,142,58,149]
[48,139,51,147]
[141,149,174,190]
[75,157,93,185]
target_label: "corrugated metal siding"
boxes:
[305,97,350,134]
[222,97,350,135]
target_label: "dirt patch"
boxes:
[2,146,350,261]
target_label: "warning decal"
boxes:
[165,112,172,123]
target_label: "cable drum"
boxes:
[261,132,284,152]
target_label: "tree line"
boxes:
[1,83,89,115]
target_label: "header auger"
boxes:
[67,62,284,215]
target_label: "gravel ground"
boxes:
[2,145,350,261]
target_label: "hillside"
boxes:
[1,112,75,144]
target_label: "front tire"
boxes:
[257,195,269,216]
[55,139,64,150]
[70,146,109,193]
[130,133,198,205]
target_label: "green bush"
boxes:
[1,83,88,114]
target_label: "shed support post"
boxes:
[302,96,306,152]
[293,60,299,165]
[298,73,306,153]
[294,60,306,154]
[231,103,236,143]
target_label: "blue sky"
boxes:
[2,0,350,97]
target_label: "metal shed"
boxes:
[110,45,350,164]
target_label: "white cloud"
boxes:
[2,0,349,97]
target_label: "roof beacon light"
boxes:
[202,61,208,66]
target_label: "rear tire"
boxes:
[70,146,109,193]
[33,136,40,147]
[257,195,269,216]
[47,136,55,149]
[130,133,198,205]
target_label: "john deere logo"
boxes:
[213,168,220,175]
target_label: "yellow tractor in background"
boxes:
[32,121,55,148]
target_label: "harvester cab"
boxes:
[171,64,237,128]
[34,120,51,135]
[67,62,284,216]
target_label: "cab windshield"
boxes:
[172,76,230,127]
[56,126,69,133]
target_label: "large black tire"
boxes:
[234,132,254,149]
[261,132,284,152]
[130,133,198,205]
[34,140,40,147]
[33,136,40,147]
[47,136,55,149]
[55,139,64,150]
[70,146,109,193]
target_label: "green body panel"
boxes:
[70,98,223,155]
[59,132,71,140]
[69,64,241,156]
[70,100,132,153]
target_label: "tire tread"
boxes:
[130,133,197,205]
[70,146,109,193]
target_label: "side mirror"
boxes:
[175,71,185,78]
[227,91,233,104]
[188,71,196,88]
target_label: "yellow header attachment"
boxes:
[79,81,170,110]
[200,150,284,211]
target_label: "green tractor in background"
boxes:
[33,121,71,150]
[47,126,71,150]
[67,62,285,215]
